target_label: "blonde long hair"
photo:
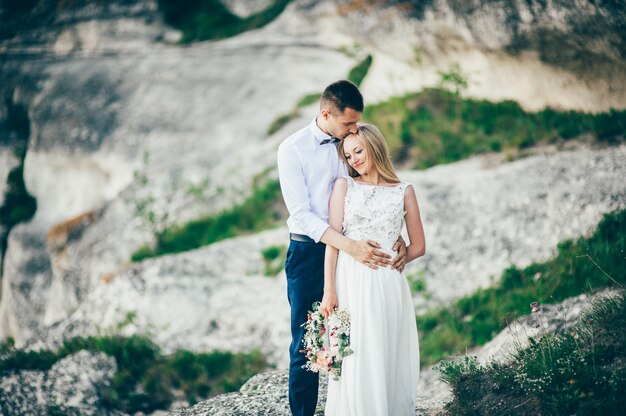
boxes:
[340,123,400,183]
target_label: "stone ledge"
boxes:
[170,368,446,416]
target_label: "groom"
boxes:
[277,80,407,416]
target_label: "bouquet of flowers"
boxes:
[300,301,353,380]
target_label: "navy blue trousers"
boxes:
[285,239,326,416]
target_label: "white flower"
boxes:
[300,302,353,380]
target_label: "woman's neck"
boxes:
[358,170,381,185]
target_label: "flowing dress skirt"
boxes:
[325,250,420,416]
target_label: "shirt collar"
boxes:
[311,117,333,144]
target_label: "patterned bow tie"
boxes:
[320,137,340,145]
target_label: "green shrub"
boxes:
[418,209,626,366]
[130,244,155,263]
[261,245,282,261]
[347,54,373,87]
[364,88,626,168]
[267,110,298,135]
[438,63,468,96]
[132,179,283,261]
[434,355,480,387]
[438,292,626,415]
[406,271,427,294]
[266,94,315,135]
[0,334,267,413]
[296,93,320,108]
[158,0,292,43]
[1,99,37,268]
[0,100,37,231]
[261,245,287,276]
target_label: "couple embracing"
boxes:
[277,80,425,416]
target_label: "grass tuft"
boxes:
[437,292,626,415]
[0,334,267,413]
[364,89,626,168]
[347,54,373,87]
[158,0,292,43]
[131,179,283,261]
[261,245,287,276]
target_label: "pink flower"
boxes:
[530,302,540,313]
[316,351,332,367]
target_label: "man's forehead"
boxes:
[338,107,362,121]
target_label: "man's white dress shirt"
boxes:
[277,118,348,242]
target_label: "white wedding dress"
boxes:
[325,176,420,416]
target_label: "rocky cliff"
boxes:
[335,0,626,109]
[1,0,624,348]
[169,290,620,415]
[0,0,625,414]
[1,286,617,414]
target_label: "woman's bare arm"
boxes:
[404,185,426,263]
[320,178,348,317]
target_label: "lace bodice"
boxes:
[342,176,409,253]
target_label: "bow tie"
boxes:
[320,137,340,145]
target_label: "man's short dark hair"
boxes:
[321,80,364,113]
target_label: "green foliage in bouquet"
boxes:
[301,302,353,381]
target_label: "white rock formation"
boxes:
[2,281,614,415]
[402,143,626,310]
[24,151,133,226]
[0,0,354,345]
[0,350,118,415]
[20,143,626,375]
[169,368,447,416]
[27,227,292,367]
[291,0,626,111]
[221,0,274,18]
[0,0,624,392]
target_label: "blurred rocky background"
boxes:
[0,0,624,414]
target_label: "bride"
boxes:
[320,123,425,415]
